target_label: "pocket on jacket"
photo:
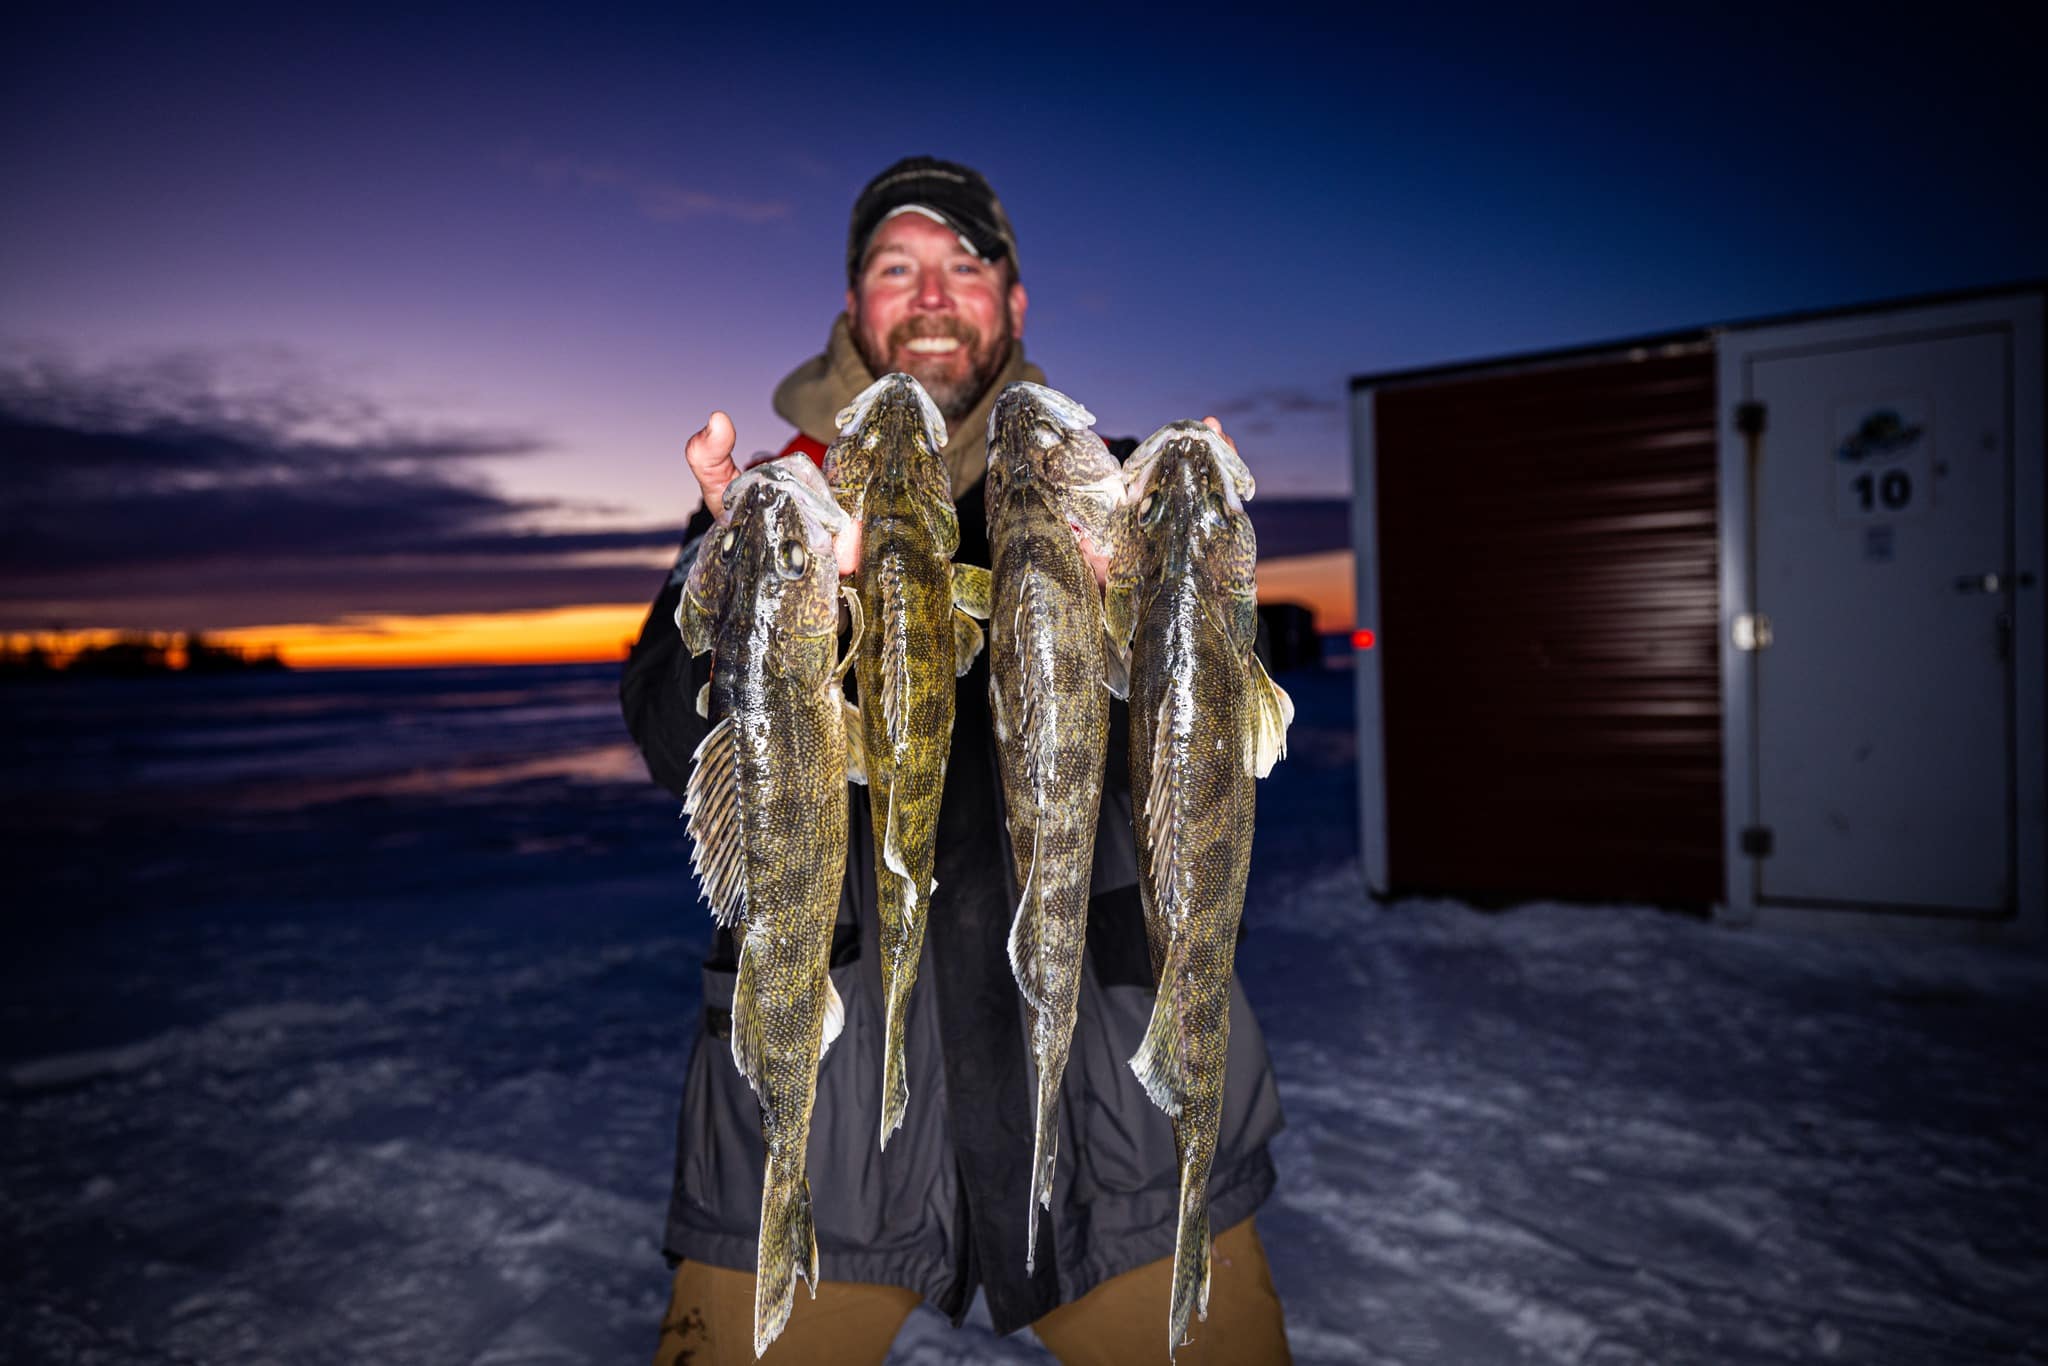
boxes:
[1068,977,1179,1199]
[1067,972,1286,1203]
[678,960,761,1219]
[676,941,877,1229]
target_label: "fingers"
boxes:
[1200,415,1239,454]
[1077,533,1111,589]
[834,521,862,577]
[685,411,739,521]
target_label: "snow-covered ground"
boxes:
[3,664,2043,1364]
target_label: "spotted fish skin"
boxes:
[824,374,990,1149]
[677,455,860,1358]
[1104,422,1292,1360]
[984,381,1126,1275]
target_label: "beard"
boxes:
[854,313,1013,424]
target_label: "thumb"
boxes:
[685,411,739,520]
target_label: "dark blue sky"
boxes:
[4,2,2041,631]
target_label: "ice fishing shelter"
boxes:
[1349,284,2044,935]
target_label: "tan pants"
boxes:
[652,1217,1291,1365]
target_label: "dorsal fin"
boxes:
[684,716,748,927]
[877,570,913,889]
[1146,693,1189,937]
[880,571,908,757]
[1015,570,1046,798]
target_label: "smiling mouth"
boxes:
[902,337,962,356]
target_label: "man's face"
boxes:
[847,210,1029,424]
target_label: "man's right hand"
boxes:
[686,410,861,575]
[685,411,740,523]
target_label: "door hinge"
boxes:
[1735,401,1768,438]
[1732,612,1773,651]
[1740,825,1774,858]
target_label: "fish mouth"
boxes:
[833,373,950,450]
[1125,421,1255,509]
[726,454,851,539]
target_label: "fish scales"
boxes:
[1106,421,1291,1360]
[984,381,1125,1275]
[676,454,858,1358]
[824,374,989,1148]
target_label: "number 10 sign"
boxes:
[1831,395,1932,523]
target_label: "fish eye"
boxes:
[1138,492,1160,526]
[1034,424,1061,450]
[1208,491,1230,519]
[718,528,737,558]
[776,540,807,580]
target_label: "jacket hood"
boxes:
[771,313,1045,500]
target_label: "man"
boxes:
[621,157,1291,1365]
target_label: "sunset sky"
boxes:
[5,4,2041,666]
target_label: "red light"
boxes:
[1351,628,1376,650]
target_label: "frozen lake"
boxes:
[3,662,2043,1363]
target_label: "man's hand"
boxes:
[687,410,860,575]
[685,412,740,523]
[1201,414,1237,453]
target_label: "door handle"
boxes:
[1955,571,2038,594]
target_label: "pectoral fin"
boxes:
[1103,580,1134,656]
[843,700,867,785]
[684,716,748,927]
[1101,621,1130,699]
[1247,654,1295,778]
[831,585,864,688]
[819,977,845,1062]
[954,610,985,677]
[678,595,714,655]
[951,563,992,619]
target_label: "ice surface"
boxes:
[3,664,2044,1363]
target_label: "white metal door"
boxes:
[1745,328,2013,913]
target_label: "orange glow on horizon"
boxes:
[1256,550,1355,633]
[211,604,653,670]
[104,551,1351,673]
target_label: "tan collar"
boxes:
[771,314,1046,500]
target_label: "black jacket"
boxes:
[621,469,1284,1335]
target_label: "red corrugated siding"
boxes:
[1374,348,1723,907]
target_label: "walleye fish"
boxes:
[1105,421,1292,1359]
[984,381,1127,1273]
[677,454,865,1357]
[824,373,991,1148]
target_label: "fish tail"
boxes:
[753,1164,820,1357]
[1165,1162,1212,1360]
[1025,1043,1062,1275]
[879,963,910,1148]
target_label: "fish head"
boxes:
[822,372,952,515]
[985,381,1125,550]
[700,454,850,679]
[1113,420,1259,603]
